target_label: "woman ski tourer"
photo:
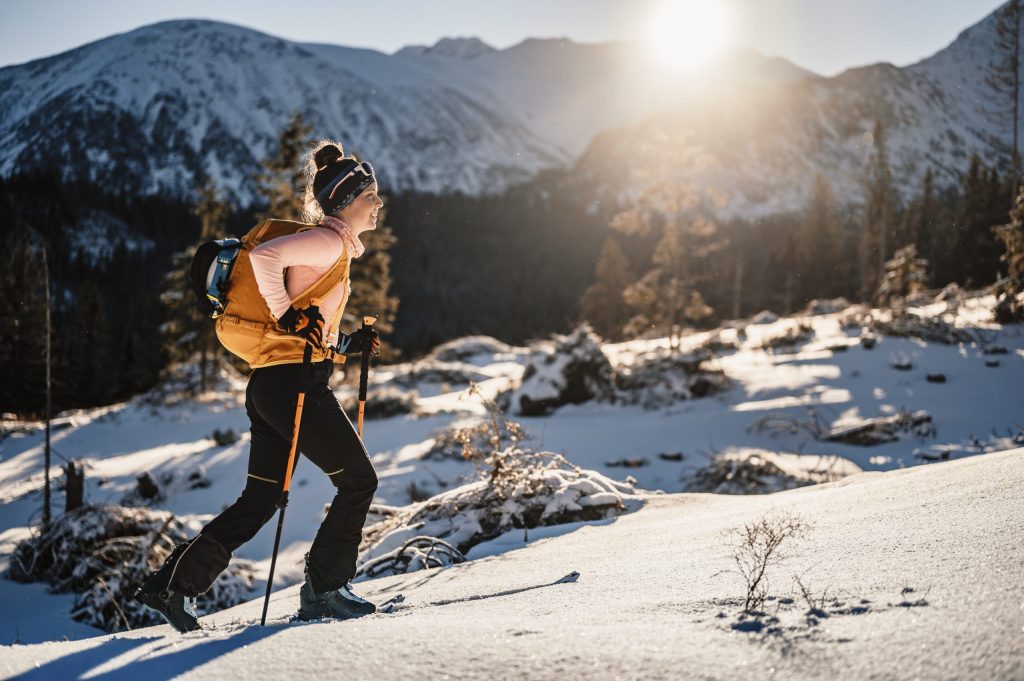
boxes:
[135,141,385,632]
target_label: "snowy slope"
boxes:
[1,448,1020,680]
[0,292,1021,647]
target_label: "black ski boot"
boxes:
[134,540,201,633]
[297,577,376,622]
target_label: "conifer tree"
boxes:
[615,208,718,349]
[0,227,47,415]
[801,175,841,300]
[160,179,231,392]
[986,0,1022,193]
[955,155,1008,287]
[860,119,900,300]
[62,282,113,406]
[255,112,313,221]
[579,235,634,340]
[994,186,1024,322]
[876,244,929,306]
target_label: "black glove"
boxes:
[336,327,381,356]
[276,304,325,351]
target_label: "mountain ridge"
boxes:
[0,7,1015,212]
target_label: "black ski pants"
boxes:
[194,359,377,595]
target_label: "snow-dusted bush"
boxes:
[356,537,465,580]
[507,323,616,416]
[836,304,871,330]
[749,310,779,325]
[357,462,639,577]
[684,452,837,494]
[750,408,935,446]
[142,357,247,406]
[387,360,491,387]
[752,322,814,352]
[804,298,851,316]
[356,384,641,577]
[868,309,979,345]
[429,335,518,363]
[341,385,418,419]
[8,505,255,632]
[422,414,527,462]
[614,350,729,408]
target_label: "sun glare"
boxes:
[648,0,733,71]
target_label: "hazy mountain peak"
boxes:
[395,36,495,60]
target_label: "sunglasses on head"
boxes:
[325,161,374,201]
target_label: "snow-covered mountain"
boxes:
[0,4,1016,212]
[574,5,1017,217]
[0,18,813,205]
[0,21,564,201]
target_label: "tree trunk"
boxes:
[732,255,744,320]
[200,338,209,393]
[43,245,52,533]
[64,460,85,513]
[1013,1,1021,198]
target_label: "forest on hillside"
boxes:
[1,114,1022,417]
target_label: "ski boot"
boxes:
[134,540,201,633]
[297,577,377,621]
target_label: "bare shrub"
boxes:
[8,505,254,632]
[422,390,526,462]
[355,536,465,580]
[750,408,935,445]
[726,511,810,614]
[753,322,814,352]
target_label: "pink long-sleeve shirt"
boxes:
[249,224,352,346]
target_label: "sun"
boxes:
[648,0,734,71]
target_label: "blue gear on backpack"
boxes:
[189,238,241,317]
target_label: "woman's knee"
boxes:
[329,466,377,495]
[238,480,281,515]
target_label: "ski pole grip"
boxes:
[358,316,376,402]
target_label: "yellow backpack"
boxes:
[192,219,350,369]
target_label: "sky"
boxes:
[0,0,1006,75]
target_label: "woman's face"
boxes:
[338,182,383,234]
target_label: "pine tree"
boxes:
[0,226,48,415]
[801,174,842,301]
[860,119,901,301]
[955,155,1008,287]
[61,282,113,406]
[579,236,635,340]
[986,0,1022,193]
[616,210,718,349]
[255,112,313,222]
[159,179,232,393]
[876,244,929,306]
[994,185,1024,322]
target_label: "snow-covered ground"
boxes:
[0,293,1021,665]
[1,447,1020,679]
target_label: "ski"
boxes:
[378,571,580,614]
[378,594,405,613]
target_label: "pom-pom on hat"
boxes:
[313,145,376,216]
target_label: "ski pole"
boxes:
[260,317,317,626]
[357,315,378,438]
